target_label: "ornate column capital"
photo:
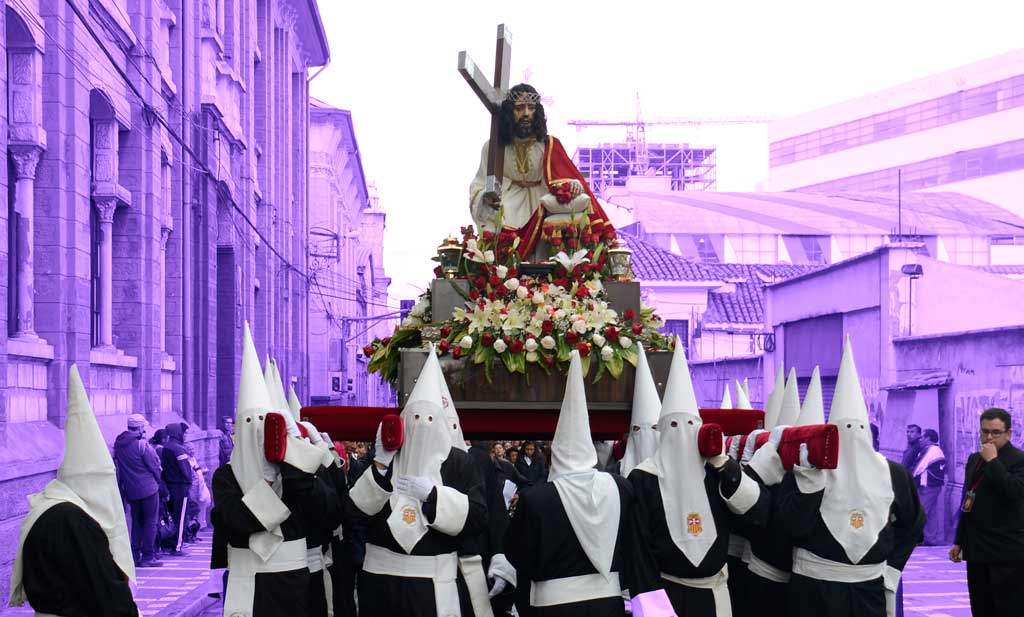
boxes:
[9,144,43,180]
[94,196,119,224]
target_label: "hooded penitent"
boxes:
[820,336,894,564]
[775,368,802,428]
[549,351,621,579]
[388,349,454,553]
[433,350,468,452]
[734,379,753,410]
[763,363,786,430]
[287,385,302,423]
[10,364,135,606]
[263,358,299,438]
[720,384,733,409]
[636,336,717,567]
[796,366,825,427]
[621,345,661,477]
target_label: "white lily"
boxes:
[551,249,590,272]
[465,239,495,264]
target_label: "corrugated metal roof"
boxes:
[612,190,1024,236]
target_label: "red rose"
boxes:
[487,292,497,301]
[624,308,636,321]
[544,355,555,365]
[489,275,501,287]
[452,346,463,359]
[567,238,579,250]
[575,286,589,299]
[554,277,569,288]
[605,326,619,342]
[550,237,563,247]
[541,320,554,334]
[474,276,487,289]
[503,335,512,345]
[526,332,537,339]
[440,325,452,338]
[381,337,392,346]
[566,330,580,345]
[363,345,375,357]
[508,268,518,279]
[439,340,451,354]
[469,289,480,300]
[577,343,591,357]
[543,225,555,237]
[604,229,616,241]
[481,332,494,347]
[482,230,495,242]
[510,340,525,353]
[632,322,644,335]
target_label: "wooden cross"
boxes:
[458,24,512,200]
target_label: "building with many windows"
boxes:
[763,49,1024,221]
[0,0,327,595]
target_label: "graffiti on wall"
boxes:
[952,364,1024,479]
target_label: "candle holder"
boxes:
[608,243,634,281]
[437,237,463,279]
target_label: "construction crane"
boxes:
[567,95,773,192]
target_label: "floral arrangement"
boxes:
[364,222,672,386]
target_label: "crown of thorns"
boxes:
[506,90,541,104]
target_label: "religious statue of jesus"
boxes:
[468,84,613,260]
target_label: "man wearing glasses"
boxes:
[949,407,1024,617]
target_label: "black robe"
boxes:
[628,460,770,617]
[776,460,924,617]
[740,473,792,617]
[211,461,340,617]
[505,474,637,617]
[19,502,138,617]
[304,462,345,617]
[326,459,359,617]
[354,447,488,617]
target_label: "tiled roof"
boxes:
[618,231,719,282]
[975,265,1024,275]
[703,264,825,325]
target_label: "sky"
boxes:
[309,0,1024,304]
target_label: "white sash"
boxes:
[225,539,308,617]
[458,555,495,617]
[661,564,732,617]
[530,572,621,607]
[362,543,461,617]
[791,548,884,583]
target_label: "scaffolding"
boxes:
[574,142,718,194]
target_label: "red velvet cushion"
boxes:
[264,412,288,463]
[776,425,840,470]
[698,409,765,436]
[381,414,404,451]
[697,423,723,458]
[296,422,310,440]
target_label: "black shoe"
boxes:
[168,549,190,557]
[139,559,164,567]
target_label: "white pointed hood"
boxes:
[388,346,454,553]
[776,368,801,427]
[433,350,468,451]
[821,337,894,564]
[734,379,753,410]
[742,378,751,399]
[263,357,299,438]
[636,337,716,566]
[763,363,786,430]
[622,346,661,477]
[10,364,135,606]
[550,351,621,579]
[720,384,733,409]
[287,385,302,421]
[796,366,825,426]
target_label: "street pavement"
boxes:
[1,538,968,617]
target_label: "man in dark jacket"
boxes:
[515,440,547,485]
[950,407,1024,617]
[218,416,234,468]
[113,414,164,567]
[160,422,194,556]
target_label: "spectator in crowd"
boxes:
[150,428,168,458]
[185,444,211,541]
[913,429,946,545]
[901,424,924,470]
[871,423,881,453]
[950,407,1024,617]
[159,422,193,556]
[217,416,233,468]
[507,447,520,466]
[492,442,506,460]
[515,440,547,484]
[112,414,163,568]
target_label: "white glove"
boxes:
[768,425,789,449]
[707,453,730,470]
[262,458,279,483]
[279,410,301,438]
[322,433,334,448]
[395,475,435,502]
[304,424,323,445]
[728,436,742,461]
[373,423,396,467]
[799,443,815,468]
[742,429,766,464]
[488,576,508,598]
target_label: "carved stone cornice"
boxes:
[94,196,119,223]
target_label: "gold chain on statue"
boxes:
[513,141,533,177]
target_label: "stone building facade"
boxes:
[0,0,327,597]
[308,99,394,407]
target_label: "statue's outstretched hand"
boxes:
[483,191,502,210]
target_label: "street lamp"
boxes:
[901,264,923,336]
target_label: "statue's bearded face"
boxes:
[513,100,537,138]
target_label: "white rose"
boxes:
[525,338,539,352]
[592,334,606,348]
[526,351,539,363]
[493,339,508,353]
[541,336,556,350]
[619,336,632,348]
[532,291,545,305]
[572,320,588,334]
[402,315,423,328]
[504,278,520,291]
[495,265,509,278]
[601,345,614,360]
[460,336,474,349]
[555,309,567,320]
[516,285,530,300]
